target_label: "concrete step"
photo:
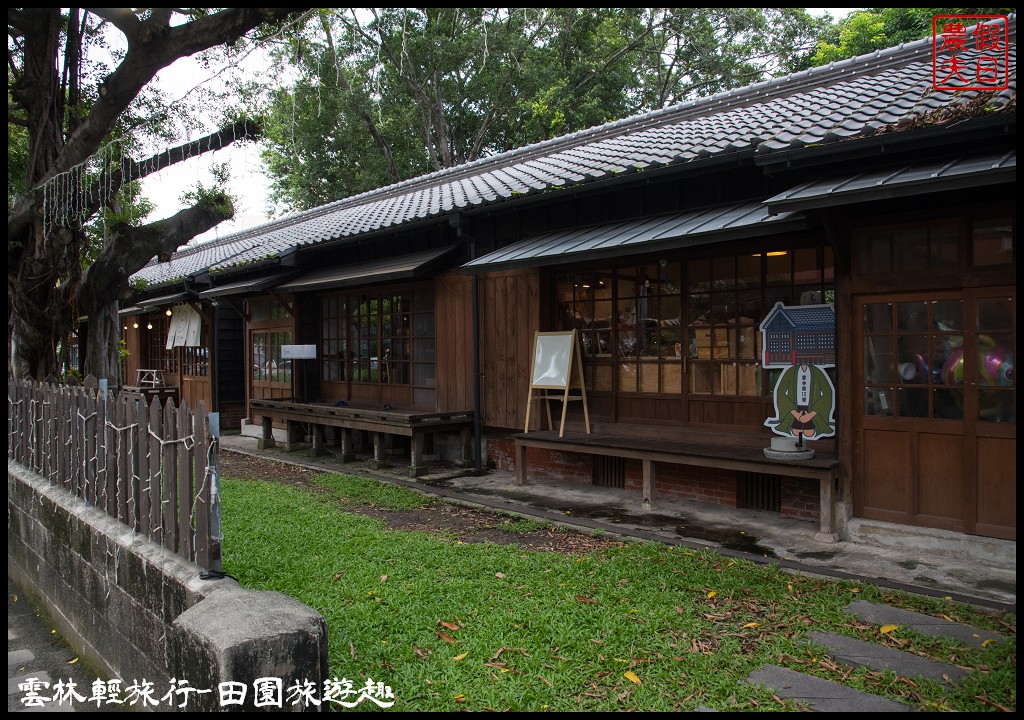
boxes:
[844,599,1007,649]
[745,665,913,712]
[844,517,1015,571]
[808,630,967,683]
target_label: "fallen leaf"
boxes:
[453,652,469,661]
[624,670,641,685]
[707,591,717,599]
[380,574,388,583]
[981,639,995,648]
[11,594,16,602]
[880,625,898,635]
[849,587,861,593]
[333,571,345,581]
[437,632,457,644]
[350,642,357,659]
[742,622,760,628]
[538,674,553,687]
[438,620,460,631]
[495,572,506,579]
[575,595,598,604]
[942,614,953,621]
[454,694,466,703]
[68,658,79,664]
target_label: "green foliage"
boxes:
[312,472,431,510]
[180,162,235,216]
[259,8,827,212]
[221,475,1017,712]
[808,8,1013,66]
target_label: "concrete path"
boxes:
[8,579,111,713]
[744,599,1005,711]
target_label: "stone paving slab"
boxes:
[746,665,913,712]
[9,672,53,698]
[8,650,35,670]
[808,631,967,683]
[844,600,1006,649]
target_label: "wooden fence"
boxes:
[7,378,222,575]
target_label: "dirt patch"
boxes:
[221,449,623,555]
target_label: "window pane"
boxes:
[766,251,791,286]
[893,228,928,272]
[973,217,1014,266]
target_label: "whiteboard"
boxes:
[531,332,573,389]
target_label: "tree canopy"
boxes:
[808,7,1013,66]
[258,8,828,212]
[7,7,307,381]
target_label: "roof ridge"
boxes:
[146,14,1016,270]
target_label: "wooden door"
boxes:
[853,289,1015,539]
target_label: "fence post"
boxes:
[206,411,223,578]
[177,399,194,562]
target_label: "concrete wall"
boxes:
[8,461,328,712]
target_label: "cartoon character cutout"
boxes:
[760,302,837,441]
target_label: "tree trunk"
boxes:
[83,303,123,389]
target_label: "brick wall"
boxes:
[781,476,820,521]
[486,437,820,521]
[217,401,246,433]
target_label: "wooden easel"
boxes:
[524,330,590,438]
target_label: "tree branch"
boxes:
[8,8,305,242]
[54,8,306,191]
[87,7,143,43]
[77,198,234,312]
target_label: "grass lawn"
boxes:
[221,473,1016,712]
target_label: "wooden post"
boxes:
[195,404,211,572]
[162,398,179,553]
[177,399,194,561]
[339,427,355,462]
[642,459,655,511]
[136,395,150,535]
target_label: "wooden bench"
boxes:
[121,385,178,405]
[513,430,841,542]
[249,399,475,477]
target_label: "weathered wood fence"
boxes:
[7,378,222,575]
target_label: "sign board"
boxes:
[281,344,317,360]
[531,333,573,388]
[524,331,590,437]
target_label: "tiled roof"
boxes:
[133,18,1016,288]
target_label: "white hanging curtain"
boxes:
[165,305,202,348]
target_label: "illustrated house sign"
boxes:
[759,302,836,368]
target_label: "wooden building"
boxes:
[126,22,1016,541]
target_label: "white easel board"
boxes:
[524,331,590,437]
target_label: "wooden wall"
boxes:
[478,269,540,431]
[435,272,475,412]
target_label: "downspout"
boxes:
[211,304,219,412]
[471,271,482,473]
[455,218,484,474]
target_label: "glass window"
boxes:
[318,287,433,388]
[972,217,1014,266]
[556,246,833,398]
[855,220,961,275]
[861,299,969,419]
[252,331,292,384]
[144,315,177,375]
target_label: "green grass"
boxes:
[221,475,1016,712]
